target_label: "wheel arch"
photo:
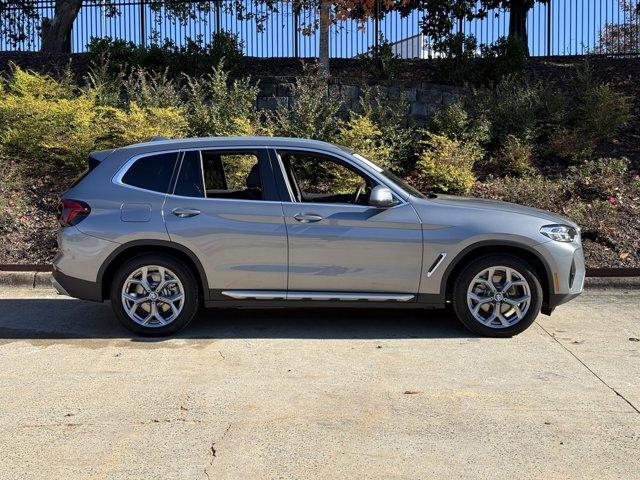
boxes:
[98,240,209,302]
[441,241,552,308]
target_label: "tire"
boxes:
[452,254,543,338]
[110,253,199,337]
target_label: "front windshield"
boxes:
[379,169,426,199]
[351,153,426,199]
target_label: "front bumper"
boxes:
[535,240,585,315]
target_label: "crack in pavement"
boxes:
[536,322,640,415]
[17,418,205,429]
[204,423,232,480]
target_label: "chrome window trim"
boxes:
[271,146,408,205]
[114,146,272,204]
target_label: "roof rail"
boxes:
[149,136,169,142]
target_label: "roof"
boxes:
[118,136,346,155]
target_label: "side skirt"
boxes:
[205,290,445,310]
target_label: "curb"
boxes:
[1,271,638,290]
[1,271,53,288]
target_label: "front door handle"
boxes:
[293,213,323,223]
[172,208,201,218]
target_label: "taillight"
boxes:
[57,199,91,227]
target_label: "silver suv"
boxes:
[53,137,585,337]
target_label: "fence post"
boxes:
[216,0,222,34]
[374,0,380,51]
[140,0,146,47]
[546,0,551,56]
[293,2,299,57]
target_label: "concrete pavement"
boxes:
[0,287,638,479]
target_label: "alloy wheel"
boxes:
[121,265,185,327]
[466,266,531,329]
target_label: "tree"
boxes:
[318,0,331,72]
[595,0,640,55]
[335,0,549,55]
[0,0,277,53]
[41,0,83,52]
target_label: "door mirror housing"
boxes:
[369,185,397,208]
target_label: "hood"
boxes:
[420,194,579,228]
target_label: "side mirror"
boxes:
[369,185,396,208]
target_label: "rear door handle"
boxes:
[172,208,201,218]
[293,213,323,223]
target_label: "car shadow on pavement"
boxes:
[0,298,475,340]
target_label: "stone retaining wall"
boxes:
[1,52,636,123]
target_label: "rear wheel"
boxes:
[110,254,199,336]
[452,254,543,337]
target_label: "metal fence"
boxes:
[1,0,639,57]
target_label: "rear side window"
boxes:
[202,151,262,200]
[172,149,263,201]
[121,152,178,193]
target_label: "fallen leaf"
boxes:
[619,252,629,260]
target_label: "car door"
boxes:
[163,148,287,298]
[273,149,423,297]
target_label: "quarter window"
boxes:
[121,152,178,193]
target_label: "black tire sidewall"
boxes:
[453,254,543,338]
[110,254,199,337]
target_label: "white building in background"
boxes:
[388,33,433,59]
[356,33,444,59]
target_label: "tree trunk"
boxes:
[318,0,330,73]
[41,0,83,53]
[508,0,529,55]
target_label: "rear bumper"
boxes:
[52,269,102,302]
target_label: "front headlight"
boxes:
[540,224,578,243]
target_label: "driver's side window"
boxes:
[279,150,373,205]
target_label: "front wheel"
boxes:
[452,254,543,337]
[110,254,199,336]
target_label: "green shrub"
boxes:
[357,38,401,79]
[0,67,188,179]
[563,199,618,233]
[182,64,264,137]
[569,157,631,201]
[120,68,182,109]
[87,31,244,77]
[472,175,567,213]
[575,84,631,142]
[335,86,414,172]
[93,103,188,149]
[430,100,489,145]
[470,76,542,144]
[491,135,534,177]
[544,66,631,163]
[0,86,97,176]
[412,133,480,194]
[265,67,343,141]
[336,113,393,169]
[546,128,598,163]
[433,34,527,87]
[6,65,76,99]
